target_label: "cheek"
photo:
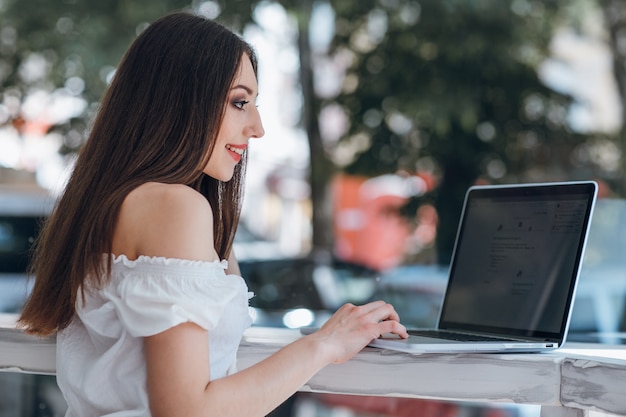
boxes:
[218,110,241,137]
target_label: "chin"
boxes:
[205,171,235,182]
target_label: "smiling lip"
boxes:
[226,144,246,163]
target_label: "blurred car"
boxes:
[232,223,287,261]
[240,253,380,329]
[0,185,55,313]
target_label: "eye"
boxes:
[232,100,250,110]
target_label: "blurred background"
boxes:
[1,0,626,416]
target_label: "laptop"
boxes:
[369,181,598,354]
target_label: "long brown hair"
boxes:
[18,12,257,336]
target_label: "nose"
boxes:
[247,106,265,139]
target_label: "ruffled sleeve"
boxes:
[79,255,251,338]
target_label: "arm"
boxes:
[145,301,406,417]
[115,183,407,417]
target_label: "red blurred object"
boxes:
[332,173,433,271]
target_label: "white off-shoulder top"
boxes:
[56,255,253,417]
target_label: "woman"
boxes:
[18,11,407,417]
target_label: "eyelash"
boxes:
[233,100,250,110]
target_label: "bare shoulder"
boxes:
[113,182,219,261]
[128,182,208,210]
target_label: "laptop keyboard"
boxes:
[408,329,509,342]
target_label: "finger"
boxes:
[365,301,402,324]
[376,320,408,338]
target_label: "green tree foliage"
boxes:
[326,0,605,263]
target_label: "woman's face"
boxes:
[204,55,264,181]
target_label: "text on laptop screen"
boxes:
[439,185,594,339]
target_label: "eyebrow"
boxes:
[231,84,257,96]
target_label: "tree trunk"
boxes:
[599,0,626,330]
[296,1,336,257]
[602,0,626,196]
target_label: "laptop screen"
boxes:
[438,181,597,341]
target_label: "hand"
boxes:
[309,301,408,364]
